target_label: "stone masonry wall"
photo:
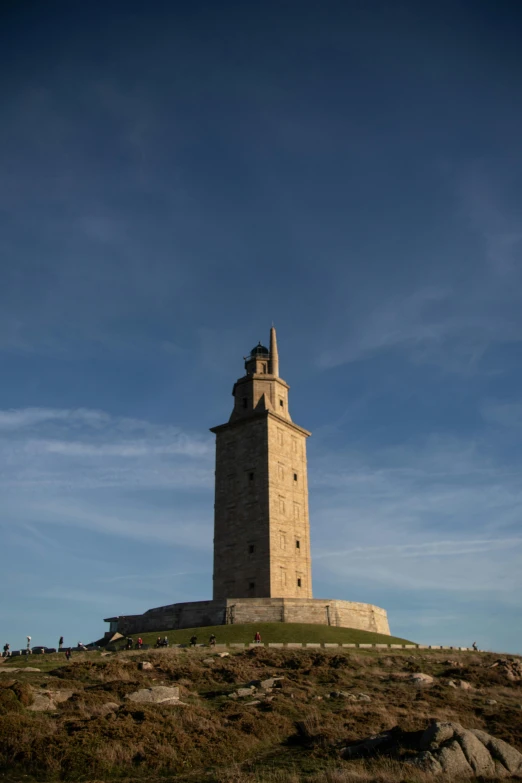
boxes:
[267,414,312,598]
[212,415,271,599]
[108,597,390,636]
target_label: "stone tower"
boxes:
[211,327,313,600]
[104,328,391,637]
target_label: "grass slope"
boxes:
[0,646,520,782]
[135,623,414,647]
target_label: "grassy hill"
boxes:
[123,622,414,647]
[0,645,520,782]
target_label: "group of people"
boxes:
[125,637,145,649]
[1,631,482,659]
[1,636,91,658]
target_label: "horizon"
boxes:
[1,0,521,654]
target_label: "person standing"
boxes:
[59,636,64,650]
[137,637,143,649]
[26,636,32,653]
[2,643,10,657]
[254,631,261,644]
[65,648,71,661]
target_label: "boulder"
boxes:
[488,658,522,681]
[259,678,276,690]
[236,687,256,698]
[100,701,120,714]
[216,652,230,658]
[28,694,56,712]
[138,662,153,671]
[341,720,522,778]
[27,689,74,711]
[448,679,473,690]
[409,673,434,685]
[469,729,522,776]
[486,699,498,705]
[126,686,180,705]
[51,690,74,703]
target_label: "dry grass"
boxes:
[0,647,520,781]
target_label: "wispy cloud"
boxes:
[0,407,108,430]
[0,407,213,551]
[0,406,213,490]
[310,425,522,604]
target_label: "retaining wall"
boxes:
[105,597,390,636]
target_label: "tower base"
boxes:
[105,597,390,637]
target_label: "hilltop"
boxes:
[106,622,414,648]
[1,643,521,781]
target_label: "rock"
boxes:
[100,701,120,713]
[448,679,472,690]
[487,658,522,681]
[433,739,474,777]
[259,678,276,690]
[138,662,153,671]
[245,700,261,706]
[341,720,522,778]
[126,686,180,705]
[486,699,498,705]
[1,667,41,674]
[419,722,522,777]
[27,689,73,711]
[357,693,371,702]
[216,652,230,658]
[28,694,56,711]
[202,658,215,664]
[409,673,434,685]
[51,690,74,703]
[469,729,522,775]
[236,687,256,698]
[330,691,359,701]
[23,667,41,672]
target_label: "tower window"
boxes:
[249,472,254,481]
[242,398,248,409]
[248,544,255,554]
[296,540,300,549]
[293,473,298,482]
[279,399,284,408]
[297,578,302,588]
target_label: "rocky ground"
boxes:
[0,647,521,781]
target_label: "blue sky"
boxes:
[1,0,521,652]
